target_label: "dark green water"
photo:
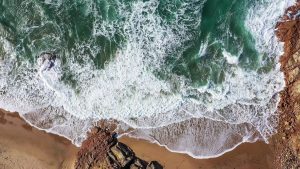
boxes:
[0,0,273,87]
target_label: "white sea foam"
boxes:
[222,49,239,65]
[0,0,292,158]
[245,0,295,57]
[127,118,260,158]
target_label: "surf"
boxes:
[0,0,294,158]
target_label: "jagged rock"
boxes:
[75,126,163,169]
[75,127,113,169]
[38,52,57,70]
[109,142,135,168]
[275,1,300,168]
[129,159,148,169]
[108,150,121,167]
[146,161,163,169]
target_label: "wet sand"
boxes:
[0,109,274,169]
[121,138,274,169]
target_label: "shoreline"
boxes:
[0,1,296,169]
[120,133,261,160]
[1,104,268,160]
[121,137,274,169]
[0,109,274,168]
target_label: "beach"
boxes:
[0,109,77,169]
[0,0,297,168]
[0,0,292,166]
[0,109,274,169]
[121,138,274,169]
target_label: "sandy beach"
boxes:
[0,109,274,169]
[0,109,77,169]
[121,138,274,169]
[0,0,298,168]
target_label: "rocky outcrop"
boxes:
[75,127,113,169]
[276,2,300,65]
[75,127,163,169]
[146,161,163,169]
[275,1,300,168]
[38,52,57,71]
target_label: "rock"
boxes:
[38,52,57,71]
[107,151,120,167]
[275,1,300,168]
[75,127,163,169]
[129,159,148,169]
[109,142,135,168]
[146,161,163,169]
[75,127,114,169]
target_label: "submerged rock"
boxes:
[75,127,163,169]
[38,52,57,71]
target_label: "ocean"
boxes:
[0,0,294,158]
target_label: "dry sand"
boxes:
[0,109,274,169]
[0,109,77,169]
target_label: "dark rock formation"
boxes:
[75,127,163,169]
[146,161,163,169]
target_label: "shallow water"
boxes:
[0,0,293,158]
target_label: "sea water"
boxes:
[0,0,294,158]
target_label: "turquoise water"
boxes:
[0,0,291,158]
